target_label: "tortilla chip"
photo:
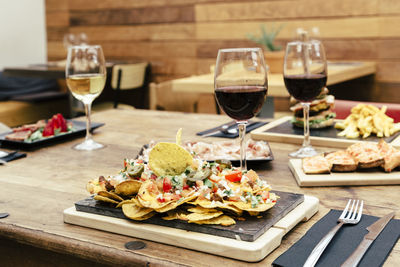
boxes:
[94,195,119,204]
[116,198,137,208]
[219,204,243,216]
[122,203,154,219]
[189,215,236,226]
[186,211,223,222]
[148,142,193,176]
[187,206,218,214]
[162,210,189,221]
[247,211,259,216]
[155,194,197,213]
[115,180,142,196]
[98,191,124,202]
[131,211,156,221]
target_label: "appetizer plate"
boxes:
[289,159,400,187]
[0,120,104,150]
[251,116,400,149]
[137,140,274,165]
[64,194,319,262]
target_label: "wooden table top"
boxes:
[171,61,376,97]
[0,109,398,266]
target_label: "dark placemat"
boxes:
[0,151,26,162]
[273,209,400,267]
[75,190,303,242]
[197,121,268,138]
[265,120,400,143]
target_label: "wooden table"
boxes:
[0,109,398,266]
[171,62,376,97]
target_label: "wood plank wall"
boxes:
[46,0,400,105]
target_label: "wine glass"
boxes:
[66,45,106,151]
[283,40,327,158]
[214,48,268,170]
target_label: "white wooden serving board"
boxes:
[251,116,400,149]
[63,195,319,262]
[289,159,400,187]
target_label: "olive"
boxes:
[216,159,232,169]
[186,168,211,182]
[127,164,144,178]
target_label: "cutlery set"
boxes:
[0,150,18,165]
[303,199,395,267]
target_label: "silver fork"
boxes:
[303,199,364,267]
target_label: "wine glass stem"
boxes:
[302,103,311,148]
[84,102,93,142]
[238,123,247,171]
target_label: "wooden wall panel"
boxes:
[69,24,195,41]
[45,0,400,106]
[67,0,228,10]
[196,17,380,40]
[195,0,378,22]
[69,6,194,26]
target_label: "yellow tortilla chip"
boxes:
[148,142,193,176]
[187,206,218,214]
[98,191,124,202]
[131,211,156,221]
[162,210,189,221]
[176,128,182,146]
[186,211,223,222]
[94,195,119,204]
[116,198,137,208]
[189,215,236,226]
[122,203,154,219]
[115,180,142,196]
[155,194,197,213]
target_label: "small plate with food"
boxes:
[0,113,104,149]
[251,102,400,148]
[289,140,400,186]
[137,139,273,164]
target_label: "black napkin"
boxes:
[197,121,268,138]
[273,210,400,267]
[0,151,26,163]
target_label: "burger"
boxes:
[290,87,336,128]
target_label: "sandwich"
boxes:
[290,87,336,129]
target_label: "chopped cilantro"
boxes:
[204,178,213,188]
[171,176,183,190]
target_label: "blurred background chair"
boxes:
[93,62,150,112]
[334,99,400,122]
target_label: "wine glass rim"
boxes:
[218,47,262,53]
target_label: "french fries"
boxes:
[335,104,400,139]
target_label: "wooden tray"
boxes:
[64,195,319,262]
[289,159,400,187]
[251,116,400,149]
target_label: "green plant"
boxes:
[247,24,284,51]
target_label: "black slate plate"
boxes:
[0,120,104,150]
[75,190,303,242]
[265,120,400,143]
[136,141,274,166]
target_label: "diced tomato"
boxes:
[212,183,218,193]
[261,191,270,201]
[225,171,242,182]
[150,174,157,180]
[123,159,128,168]
[183,184,190,190]
[216,166,221,172]
[136,159,144,164]
[163,177,172,193]
[42,123,54,137]
[157,197,166,203]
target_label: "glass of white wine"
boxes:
[66,45,106,151]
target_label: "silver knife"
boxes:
[201,121,237,137]
[341,211,395,267]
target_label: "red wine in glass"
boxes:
[215,85,267,121]
[284,74,327,102]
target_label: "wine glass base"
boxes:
[289,145,318,158]
[73,139,104,151]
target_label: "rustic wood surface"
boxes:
[0,109,398,266]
